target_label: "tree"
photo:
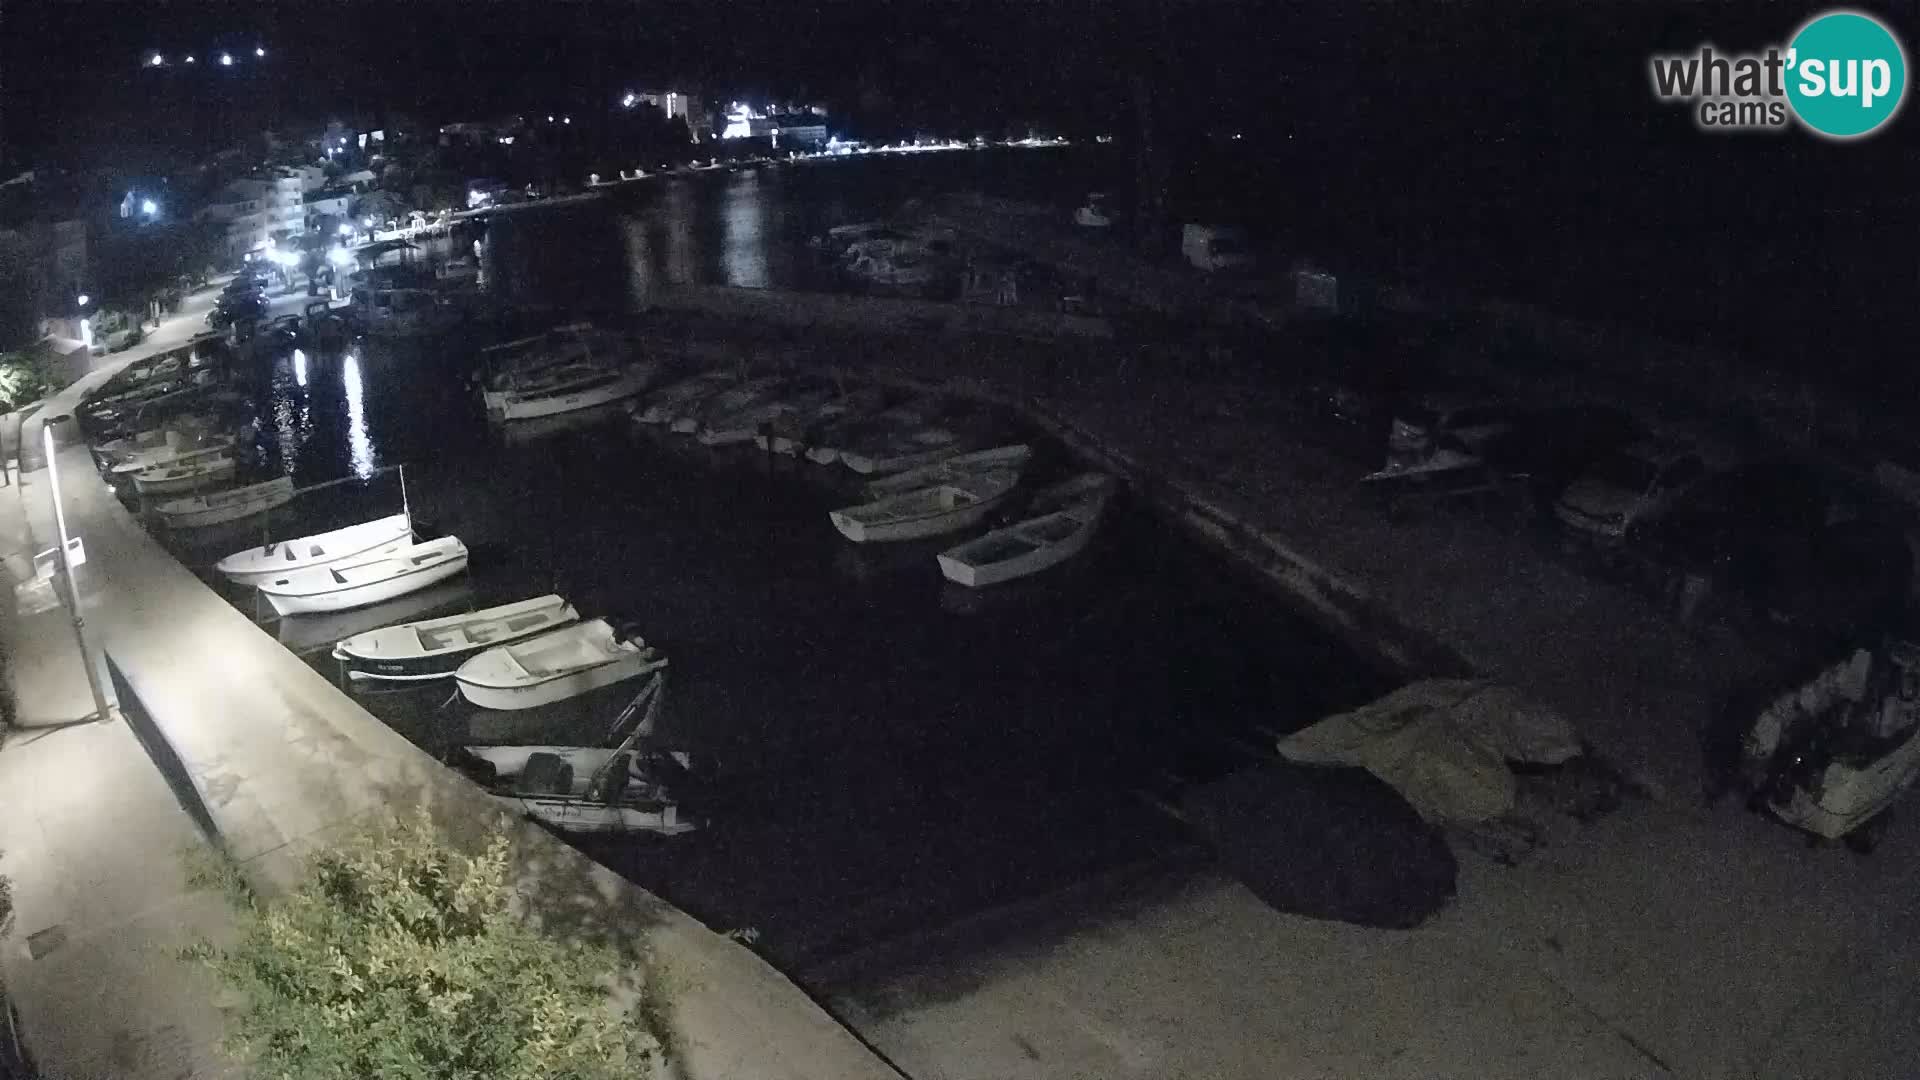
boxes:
[183,809,665,1080]
[0,351,52,412]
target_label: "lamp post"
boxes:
[41,418,114,722]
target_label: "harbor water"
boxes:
[156,161,1391,969]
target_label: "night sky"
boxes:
[3,1,1914,369]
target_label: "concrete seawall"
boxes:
[17,332,905,1078]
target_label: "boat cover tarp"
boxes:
[1183,763,1455,929]
[1277,679,1582,826]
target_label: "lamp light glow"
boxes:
[149,53,164,66]
[219,52,233,66]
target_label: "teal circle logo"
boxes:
[1786,10,1907,138]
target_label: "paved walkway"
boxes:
[0,290,904,1079]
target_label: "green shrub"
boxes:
[184,809,664,1080]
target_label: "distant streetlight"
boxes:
[621,92,637,108]
[76,293,89,307]
[41,416,115,724]
[255,46,266,57]
[184,54,196,63]
[337,222,353,236]
[219,52,233,66]
[149,53,164,67]
[547,115,554,123]
[141,198,158,216]
[563,116,572,125]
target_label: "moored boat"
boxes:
[132,452,236,495]
[333,593,579,683]
[108,435,236,475]
[154,476,297,529]
[455,618,665,710]
[754,387,888,455]
[936,473,1117,587]
[497,364,655,422]
[839,426,969,475]
[865,443,1032,497]
[215,513,414,586]
[259,536,470,616]
[829,469,1020,543]
[697,384,834,447]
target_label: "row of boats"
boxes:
[472,321,1124,587]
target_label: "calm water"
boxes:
[153,158,1391,967]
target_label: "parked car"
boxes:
[1556,438,1712,543]
[1381,391,1520,473]
[1633,461,1913,638]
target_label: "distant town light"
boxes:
[326,247,353,268]
[149,53,164,67]
[76,294,90,307]
[563,116,572,124]
[255,46,266,57]
[219,52,233,66]
[621,92,637,108]
[546,115,554,123]
[337,222,354,236]
[363,216,374,227]
[140,198,157,216]
[184,55,196,64]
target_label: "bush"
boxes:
[0,352,52,413]
[184,809,664,1080]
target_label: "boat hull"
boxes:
[134,460,235,494]
[499,369,650,421]
[938,510,1099,588]
[456,652,657,710]
[499,795,696,835]
[831,486,1015,543]
[216,515,414,585]
[333,595,578,680]
[265,552,470,616]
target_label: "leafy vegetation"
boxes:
[183,809,665,1080]
[0,351,52,412]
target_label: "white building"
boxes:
[194,166,326,261]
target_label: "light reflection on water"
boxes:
[293,348,308,387]
[343,353,377,479]
[719,173,770,289]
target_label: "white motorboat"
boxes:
[456,618,665,711]
[496,365,654,422]
[215,513,414,586]
[483,360,602,412]
[459,672,694,836]
[108,435,236,475]
[259,536,470,616]
[829,469,1020,543]
[632,372,736,425]
[865,443,1032,498]
[154,476,297,530]
[667,375,787,434]
[132,452,236,495]
[333,594,579,683]
[937,473,1118,587]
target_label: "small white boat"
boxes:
[829,469,1020,543]
[259,536,470,616]
[457,668,693,835]
[133,452,236,495]
[215,513,414,586]
[667,376,786,435]
[839,428,967,475]
[865,443,1032,498]
[803,402,928,464]
[937,473,1118,587]
[456,617,665,710]
[108,435,236,475]
[698,386,834,447]
[497,365,654,422]
[483,361,602,412]
[632,372,736,425]
[154,476,297,529]
[333,593,579,683]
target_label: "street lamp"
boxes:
[184,54,196,64]
[622,92,637,108]
[41,417,115,723]
[255,46,266,57]
[149,53,164,67]
[141,198,158,217]
[219,52,233,66]
[76,293,89,307]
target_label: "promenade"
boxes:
[0,286,903,1079]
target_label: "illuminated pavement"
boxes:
[0,293,906,1078]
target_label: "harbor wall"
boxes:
[642,282,1113,342]
[31,363,905,1080]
